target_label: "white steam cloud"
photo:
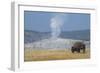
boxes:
[50,14,66,39]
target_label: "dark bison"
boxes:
[71,42,86,53]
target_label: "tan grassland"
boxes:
[24,48,90,61]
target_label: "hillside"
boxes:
[24,30,90,44]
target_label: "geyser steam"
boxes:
[50,14,65,39]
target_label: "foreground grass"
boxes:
[24,48,90,62]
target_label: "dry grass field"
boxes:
[24,48,90,62]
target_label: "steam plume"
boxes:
[50,14,65,39]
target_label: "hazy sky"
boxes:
[24,11,90,32]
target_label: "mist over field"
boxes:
[24,30,90,50]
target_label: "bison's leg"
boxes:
[71,47,74,53]
[83,44,86,53]
[77,48,80,53]
[72,50,74,53]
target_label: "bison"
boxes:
[71,42,86,53]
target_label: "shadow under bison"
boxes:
[71,42,86,53]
